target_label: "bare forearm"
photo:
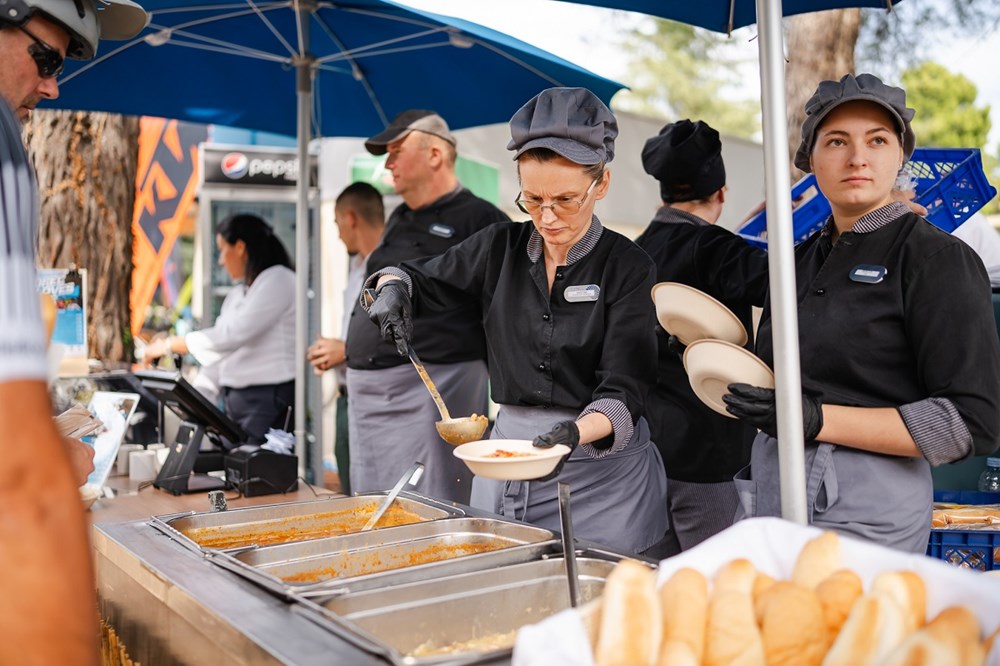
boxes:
[817,404,921,457]
[0,381,98,665]
[576,411,613,445]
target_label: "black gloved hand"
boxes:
[666,334,687,360]
[533,420,580,449]
[368,280,412,356]
[529,420,580,482]
[722,383,824,441]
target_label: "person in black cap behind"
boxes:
[345,110,509,504]
[363,88,668,555]
[722,73,1000,552]
[634,119,769,557]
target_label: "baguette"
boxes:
[760,583,827,666]
[815,569,863,645]
[657,640,698,666]
[822,593,908,666]
[594,560,661,666]
[793,531,841,589]
[658,567,708,665]
[881,631,962,666]
[704,591,766,666]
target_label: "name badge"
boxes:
[564,284,600,302]
[849,264,888,284]
[429,223,455,238]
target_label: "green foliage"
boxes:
[902,62,991,149]
[615,19,760,139]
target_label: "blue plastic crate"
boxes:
[926,529,1000,571]
[934,490,1000,505]
[736,148,998,249]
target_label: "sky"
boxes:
[398,0,1000,152]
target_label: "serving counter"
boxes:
[89,479,605,665]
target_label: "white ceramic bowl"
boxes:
[651,282,748,346]
[453,439,571,481]
[683,339,775,418]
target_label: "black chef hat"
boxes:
[641,119,726,203]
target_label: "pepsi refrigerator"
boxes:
[197,144,322,484]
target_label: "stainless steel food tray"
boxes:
[208,517,558,599]
[296,554,630,665]
[149,491,462,555]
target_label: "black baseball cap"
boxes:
[364,110,457,155]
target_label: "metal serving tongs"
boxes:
[360,461,425,532]
[558,482,580,607]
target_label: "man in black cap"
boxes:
[345,110,509,503]
[634,119,769,556]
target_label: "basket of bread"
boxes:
[513,517,1000,666]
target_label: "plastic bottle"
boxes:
[978,457,1000,492]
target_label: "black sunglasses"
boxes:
[17,24,64,79]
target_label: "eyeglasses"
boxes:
[17,24,65,79]
[515,177,600,216]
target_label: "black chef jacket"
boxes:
[634,206,769,482]
[346,187,509,370]
[395,218,657,453]
[756,203,1000,462]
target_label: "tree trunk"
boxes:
[785,9,860,178]
[24,110,139,364]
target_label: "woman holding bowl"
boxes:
[363,88,667,555]
[723,73,1000,552]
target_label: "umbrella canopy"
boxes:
[54,0,623,136]
[47,0,624,481]
[556,0,903,523]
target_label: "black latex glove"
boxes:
[530,420,580,482]
[666,334,687,360]
[368,280,412,356]
[722,383,824,441]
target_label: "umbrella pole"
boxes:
[755,0,808,524]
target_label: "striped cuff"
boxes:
[898,397,973,466]
[359,268,413,311]
[579,398,634,459]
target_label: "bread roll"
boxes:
[815,569,863,642]
[752,570,776,603]
[704,591,766,666]
[871,570,926,633]
[822,594,907,666]
[761,583,827,666]
[925,606,985,666]
[713,558,757,598]
[754,581,798,626]
[579,598,603,654]
[657,640,698,666]
[880,631,962,666]
[659,567,708,665]
[983,627,999,659]
[595,560,661,666]
[793,531,841,589]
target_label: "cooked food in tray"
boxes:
[180,502,428,549]
[281,539,508,583]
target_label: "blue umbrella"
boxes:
[47,0,624,480]
[558,0,904,522]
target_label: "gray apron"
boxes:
[346,360,488,504]
[470,405,668,554]
[734,433,932,553]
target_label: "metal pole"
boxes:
[294,6,312,480]
[755,0,808,524]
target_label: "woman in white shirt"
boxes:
[144,214,296,444]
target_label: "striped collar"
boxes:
[821,201,909,237]
[526,216,604,265]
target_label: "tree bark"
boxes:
[785,9,860,178]
[24,110,139,364]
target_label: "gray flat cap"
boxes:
[795,73,916,173]
[365,109,456,155]
[507,87,617,165]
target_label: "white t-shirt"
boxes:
[186,264,296,389]
[952,213,1000,288]
[0,101,47,382]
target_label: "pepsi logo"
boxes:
[221,152,249,179]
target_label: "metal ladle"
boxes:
[406,343,489,445]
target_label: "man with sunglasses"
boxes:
[345,109,509,504]
[0,0,146,663]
